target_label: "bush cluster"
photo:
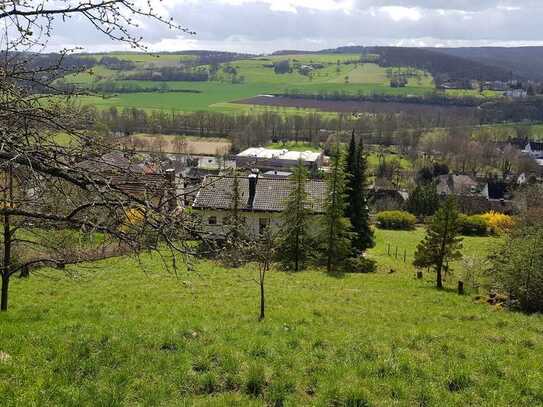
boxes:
[481,211,514,235]
[376,211,416,230]
[458,214,488,236]
[344,256,377,273]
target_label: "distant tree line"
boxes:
[281,89,484,107]
[85,105,477,147]
[99,56,136,71]
[124,67,209,81]
[82,105,542,157]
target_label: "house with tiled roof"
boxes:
[192,174,326,238]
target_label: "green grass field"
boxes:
[65,52,439,113]
[2,229,541,405]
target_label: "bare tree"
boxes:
[0,1,196,311]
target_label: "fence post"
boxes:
[403,249,406,263]
[387,243,390,256]
[395,246,398,259]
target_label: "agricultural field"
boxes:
[64,52,437,113]
[235,95,477,116]
[122,134,232,155]
[2,229,541,405]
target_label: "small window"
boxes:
[208,216,217,225]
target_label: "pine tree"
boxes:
[406,182,440,217]
[220,170,248,267]
[414,198,463,289]
[277,160,313,271]
[227,169,245,242]
[345,131,374,253]
[321,146,352,273]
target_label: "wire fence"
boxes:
[385,242,409,263]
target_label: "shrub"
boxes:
[344,256,377,273]
[480,211,514,235]
[376,211,416,230]
[491,220,543,313]
[458,214,488,236]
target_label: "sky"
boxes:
[47,0,543,53]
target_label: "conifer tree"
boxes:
[414,198,463,289]
[406,182,440,217]
[220,170,249,267]
[353,137,374,252]
[227,169,245,241]
[321,146,352,273]
[277,160,313,271]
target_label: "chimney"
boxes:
[248,173,258,208]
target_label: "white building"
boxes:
[235,147,323,173]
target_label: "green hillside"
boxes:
[2,229,541,405]
[63,52,436,113]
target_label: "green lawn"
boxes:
[2,229,541,405]
[76,82,285,112]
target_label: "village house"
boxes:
[192,174,325,239]
[235,147,324,174]
[522,141,543,159]
[77,152,182,211]
[436,174,479,196]
[435,174,516,214]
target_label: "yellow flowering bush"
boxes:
[120,207,145,232]
[480,211,514,235]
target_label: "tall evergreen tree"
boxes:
[321,146,352,273]
[277,160,313,271]
[345,131,374,253]
[414,198,463,289]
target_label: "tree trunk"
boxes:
[259,279,265,321]
[458,280,465,295]
[1,274,9,311]
[1,164,13,311]
[436,262,443,289]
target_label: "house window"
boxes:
[208,216,217,225]
[259,217,269,234]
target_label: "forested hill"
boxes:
[425,47,543,81]
[303,45,543,82]
[372,47,512,83]
[308,46,511,83]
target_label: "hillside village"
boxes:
[105,133,543,224]
[3,1,543,406]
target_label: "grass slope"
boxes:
[67,53,437,113]
[2,230,542,405]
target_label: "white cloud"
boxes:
[16,0,543,53]
[380,6,422,21]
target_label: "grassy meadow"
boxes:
[65,52,437,113]
[2,229,542,405]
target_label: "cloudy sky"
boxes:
[50,0,543,53]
